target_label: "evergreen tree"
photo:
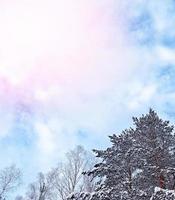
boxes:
[132,109,175,195]
[68,109,175,200]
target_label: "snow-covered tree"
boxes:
[132,109,175,195]
[68,109,175,200]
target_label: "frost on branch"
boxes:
[150,187,175,200]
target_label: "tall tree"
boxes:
[0,165,21,200]
[25,172,55,200]
[52,146,96,200]
[132,109,175,194]
[68,109,175,200]
[23,146,95,200]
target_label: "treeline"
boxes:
[2,109,175,200]
[0,145,96,200]
[15,146,96,200]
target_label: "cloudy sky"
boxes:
[0,0,175,194]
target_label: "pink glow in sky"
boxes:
[0,0,152,174]
[1,2,175,197]
[0,0,116,84]
[0,0,140,110]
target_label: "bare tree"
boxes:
[26,172,55,200]
[0,165,21,200]
[20,146,96,200]
[52,146,96,200]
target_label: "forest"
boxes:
[1,109,175,200]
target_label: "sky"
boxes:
[0,0,175,197]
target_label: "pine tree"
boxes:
[68,109,175,200]
[132,109,175,195]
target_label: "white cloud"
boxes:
[35,122,56,155]
[0,0,175,187]
[127,84,157,110]
[156,46,175,64]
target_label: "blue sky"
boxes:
[0,0,175,197]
